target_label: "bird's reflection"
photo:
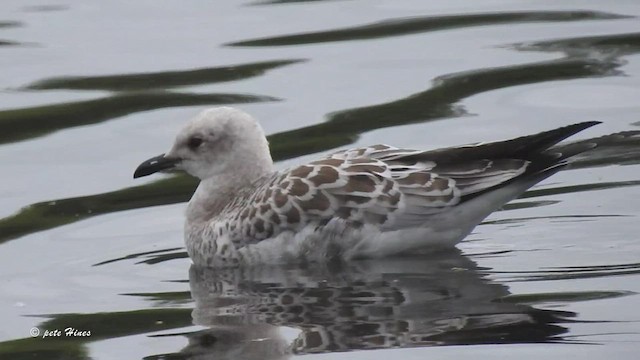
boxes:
[182,250,573,358]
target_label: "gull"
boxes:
[134,107,599,267]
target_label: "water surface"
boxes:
[1,0,639,358]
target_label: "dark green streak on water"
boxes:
[227,10,630,46]
[515,32,640,55]
[0,92,278,144]
[0,175,198,243]
[138,251,190,265]
[93,247,183,266]
[93,247,188,267]
[500,200,560,211]
[0,21,22,29]
[122,291,192,305]
[0,39,21,46]
[1,32,639,243]
[0,308,192,360]
[26,59,305,91]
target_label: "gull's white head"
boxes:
[134,107,273,181]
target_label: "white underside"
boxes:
[235,220,468,265]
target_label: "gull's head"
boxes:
[133,107,273,181]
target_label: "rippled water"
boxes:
[1,0,639,358]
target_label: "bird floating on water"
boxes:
[134,107,599,267]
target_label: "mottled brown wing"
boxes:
[227,150,528,239]
[267,157,404,228]
[225,156,405,241]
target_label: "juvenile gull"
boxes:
[134,107,599,267]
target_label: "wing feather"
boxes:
[226,146,534,238]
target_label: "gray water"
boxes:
[1,0,640,358]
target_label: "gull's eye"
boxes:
[187,137,203,150]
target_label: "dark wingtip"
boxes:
[571,120,602,130]
[515,121,602,156]
[553,121,602,139]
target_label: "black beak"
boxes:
[133,154,179,178]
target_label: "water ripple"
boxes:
[227,10,630,46]
[25,59,305,92]
[488,262,640,282]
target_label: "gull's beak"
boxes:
[133,154,179,178]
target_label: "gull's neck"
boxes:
[186,148,273,224]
